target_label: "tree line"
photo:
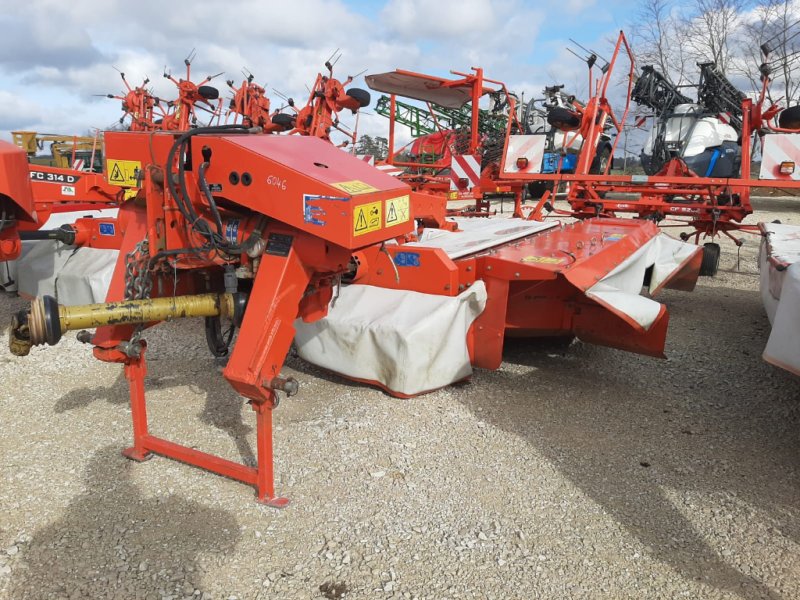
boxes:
[632,0,800,101]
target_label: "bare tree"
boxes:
[737,0,800,103]
[631,0,692,84]
[680,0,747,74]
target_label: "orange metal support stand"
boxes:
[120,345,288,507]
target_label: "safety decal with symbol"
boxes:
[353,201,382,236]
[385,194,410,226]
[331,180,380,195]
[106,159,142,187]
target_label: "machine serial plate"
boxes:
[265,233,294,257]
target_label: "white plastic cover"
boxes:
[1,209,119,303]
[16,242,118,304]
[409,217,556,259]
[760,222,800,266]
[759,223,800,375]
[294,282,487,397]
[763,263,800,376]
[586,233,700,330]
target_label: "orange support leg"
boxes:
[118,346,288,507]
[253,400,289,507]
[121,347,152,462]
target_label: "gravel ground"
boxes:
[1,197,799,600]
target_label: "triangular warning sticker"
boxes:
[110,163,124,182]
[354,207,368,231]
[387,203,398,223]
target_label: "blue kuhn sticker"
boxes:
[303,194,348,226]
[225,219,241,245]
[604,233,626,242]
[394,252,421,267]
[98,222,115,236]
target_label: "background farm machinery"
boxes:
[501,31,800,276]
[366,68,528,216]
[520,83,614,198]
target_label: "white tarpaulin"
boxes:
[54,247,118,304]
[16,242,118,304]
[409,217,556,259]
[294,282,487,397]
[586,233,700,330]
[760,222,800,375]
[0,209,119,303]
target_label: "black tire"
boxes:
[198,85,219,100]
[778,105,800,129]
[700,242,721,277]
[526,180,554,199]
[271,113,296,130]
[346,88,371,108]
[547,106,581,131]
[590,146,612,174]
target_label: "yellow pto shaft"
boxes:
[9,293,244,356]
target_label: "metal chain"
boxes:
[122,239,154,353]
[124,239,153,301]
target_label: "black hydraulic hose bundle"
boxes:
[163,124,265,259]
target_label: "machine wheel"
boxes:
[700,242,721,277]
[271,113,296,130]
[778,105,800,129]
[198,85,220,100]
[547,106,581,131]
[526,180,553,199]
[346,88,371,108]
[205,315,235,358]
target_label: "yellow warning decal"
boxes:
[385,195,410,226]
[353,201,382,236]
[106,159,142,187]
[331,180,379,195]
[448,191,458,200]
[521,255,564,264]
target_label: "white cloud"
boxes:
[0,0,624,146]
[0,91,44,130]
[382,0,497,38]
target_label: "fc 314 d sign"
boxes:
[29,170,81,184]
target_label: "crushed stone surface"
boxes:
[0,197,799,599]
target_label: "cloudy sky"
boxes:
[0,0,634,145]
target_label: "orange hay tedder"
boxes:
[2,50,707,504]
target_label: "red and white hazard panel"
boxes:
[502,135,546,176]
[375,163,404,177]
[356,154,375,166]
[449,154,481,191]
[760,134,800,181]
